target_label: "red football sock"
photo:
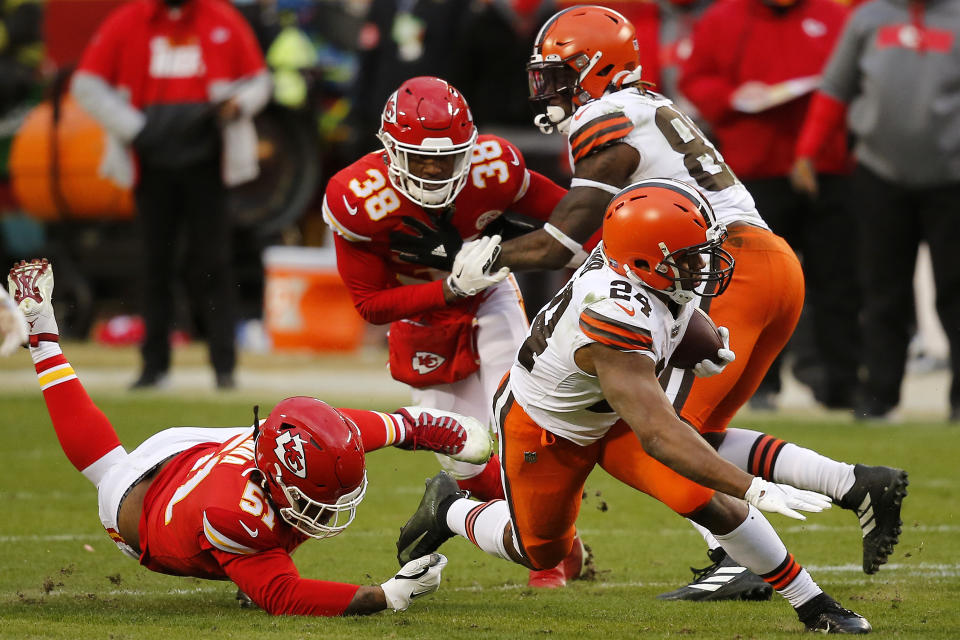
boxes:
[336,408,404,453]
[456,454,505,501]
[35,354,122,473]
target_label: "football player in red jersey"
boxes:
[322,76,585,587]
[5,258,505,616]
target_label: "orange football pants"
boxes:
[676,225,804,433]
[499,395,714,570]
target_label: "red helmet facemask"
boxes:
[254,397,367,539]
[377,76,478,209]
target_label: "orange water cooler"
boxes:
[262,246,365,352]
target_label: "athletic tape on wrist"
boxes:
[543,223,589,268]
[569,178,620,195]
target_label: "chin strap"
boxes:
[533,105,572,135]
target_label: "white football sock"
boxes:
[718,428,856,500]
[689,519,722,551]
[714,505,822,608]
[446,498,514,561]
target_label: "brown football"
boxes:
[669,307,723,370]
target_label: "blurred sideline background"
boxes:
[0,0,950,415]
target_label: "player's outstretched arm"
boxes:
[497,143,638,271]
[589,345,754,498]
[587,345,829,519]
[222,547,447,616]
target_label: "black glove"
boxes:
[481,211,546,242]
[389,210,463,271]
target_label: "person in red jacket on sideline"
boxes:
[678,0,859,411]
[72,0,272,391]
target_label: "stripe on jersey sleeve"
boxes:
[579,307,653,352]
[570,112,634,162]
[38,363,77,390]
[322,194,371,242]
[203,512,259,555]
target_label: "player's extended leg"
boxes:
[396,397,593,577]
[716,429,908,574]
[8,260,128,486]
[337,406,493,464]
[598,423,870,633]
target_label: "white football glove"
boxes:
[0,287,27,356]
[744,477,832,521]
[380,553,448,612]
[446,235,510,297]
[692,326,735,377]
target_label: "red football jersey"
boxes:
[322,134,566,325]
[138,430,359,616]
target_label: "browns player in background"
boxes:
[6,258,490,616]
[321,76,583,588]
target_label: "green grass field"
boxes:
[1,345,958,639]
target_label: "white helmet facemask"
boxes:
[272,466,368,539]
[378,130,478,209]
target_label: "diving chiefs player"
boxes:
[395,6,907,600]
[7,258,501,616]
[322,76,584,588]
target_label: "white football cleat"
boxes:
[395,407,494,464]
[8,259,59,345]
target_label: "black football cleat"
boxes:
[396,472,465,566]
[236,588,258,609]
[839,464,909,574]
[797,593,872,634]
[656,548,772,602]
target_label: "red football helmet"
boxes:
[377,76,478,209]
[602,178,734,304]
[254,397,367,539]
[527,5,643,133]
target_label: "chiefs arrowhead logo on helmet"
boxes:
[383,91,398,124]
[413,351,446,375]
[273,429,308,478]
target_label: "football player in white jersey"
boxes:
[395,2,907,601]
[396,180,871,634]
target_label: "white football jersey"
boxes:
[567,88,768,230]
[507,246,695,446]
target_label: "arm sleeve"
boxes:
[676,14,737,124]
[794,91,848,159]
[215,547,360,616]
[333,234,449,325]
[71,72,145,142]
[511,170,567,223]
[230,70,272,118]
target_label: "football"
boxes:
[669,307,723,370]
